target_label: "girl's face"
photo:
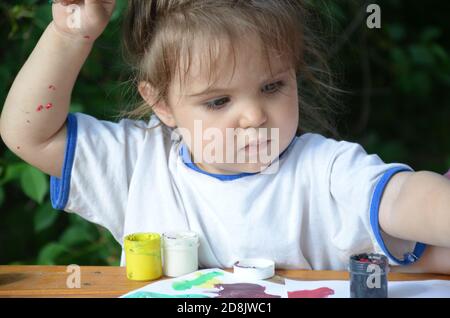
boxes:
[154,35,299,175]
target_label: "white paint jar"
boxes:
[162,231,199,277]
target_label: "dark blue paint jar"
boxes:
[349,253,388,298]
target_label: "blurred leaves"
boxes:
[34,202,58,232]
[0,186,5,207]
[21,165,48,204]
[320,0,450,172]
[0,162,49,204]
[387,26,450,97]
[37,242,68,265]
[0,162,27,186]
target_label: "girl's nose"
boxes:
[238,101,268,129]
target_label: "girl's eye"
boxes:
[204,97,230,110]
[262,80,285,94]
[202,81,285,111]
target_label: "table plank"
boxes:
[0,266,149,298]
[0,266,449,298]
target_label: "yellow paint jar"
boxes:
[124,233,162,281]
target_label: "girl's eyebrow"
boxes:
[187,87,230,98]
[186,67,292,98]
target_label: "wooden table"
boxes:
[0,266,449,298]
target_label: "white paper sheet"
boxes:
[120,268,450,298]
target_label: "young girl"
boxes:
[1,0,450,273]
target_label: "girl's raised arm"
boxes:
[0,0,115,178]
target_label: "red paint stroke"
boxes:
[45,103,53,110]
[48,85,56,91]
[36,105,44,112]
[288,287,335,298]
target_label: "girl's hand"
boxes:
[51,0,116,41]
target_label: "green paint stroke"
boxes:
[124,291,210,298]
[172,271,224,291]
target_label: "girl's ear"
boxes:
[138,81,177,128]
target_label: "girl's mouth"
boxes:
[243,140,271,155]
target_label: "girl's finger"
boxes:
[444,169,450,179]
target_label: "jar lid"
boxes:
[233,258,275,280]
[349,253,389,274]
[162,231,199,249]
[124,232,161,253]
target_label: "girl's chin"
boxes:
[195,162,271,175]
[218,162,274,174]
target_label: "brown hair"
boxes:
[120,0,340,137]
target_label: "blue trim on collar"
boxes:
[179,136,298,181]
[50,113,77,210]
[369,166,427,265]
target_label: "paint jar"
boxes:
[349,253,388,298]
[162,231,199,277]
[124,233,162,281]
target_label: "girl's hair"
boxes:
[120,0,340,137]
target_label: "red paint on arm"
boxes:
[36,105,44,112]
[45,103,53,110]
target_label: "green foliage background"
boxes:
[1,0,449,266]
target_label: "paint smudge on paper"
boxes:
[123,291,210,298]
[120,269,287,299]
[212,283,281,298]
[172,271,224,291]
[288,287,335,298]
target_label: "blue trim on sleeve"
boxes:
[370,166,427,265]
[179,136,298,181]
[50,113,78,210]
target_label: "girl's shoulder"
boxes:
[296,132,363,156]
[294,132,342,156]
[289,132,370,172]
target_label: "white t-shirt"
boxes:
[50,113,426,270]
